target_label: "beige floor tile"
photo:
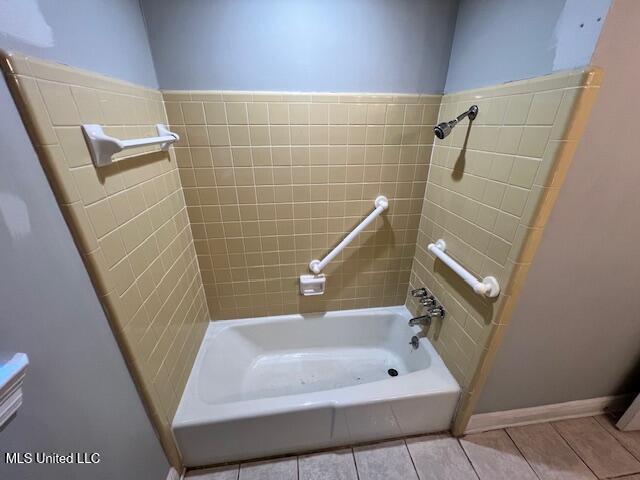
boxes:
[507,423,596,480]
[239,456,297,480]
[595,414,640,461]
[553,417,640,478]
[460,429,536,480]
[354,439,418,480]
[406,433,477,480]
[298,448,357,480]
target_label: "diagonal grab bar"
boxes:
[428,239,500,298]
[309,196,389,274]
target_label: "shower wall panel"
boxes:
[404,67,602,430]
[0,51,209,467]
[163,90,442,319]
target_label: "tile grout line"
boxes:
[593,415,640,467]
[402,439,422,480]
[455,437,482,480]
[177,120,217,318]
[244,101,269,315]
[548,421,601,479]
[415,202,515,269]
[350,447,361,480]
[124,224,197,334]
[148,258,203,384]
[503,427,544,480]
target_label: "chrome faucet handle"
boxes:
[420,296,436,307]
[411,288,428,298]
[428,306,446,319]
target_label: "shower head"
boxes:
[434,105,479,140]
[434,122,452,139]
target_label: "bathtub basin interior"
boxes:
[197,307,430,404]
[173,305,460,466]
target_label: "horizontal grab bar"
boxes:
[309,196,389,274]
[428,239,500,298]
[82,124,179,167]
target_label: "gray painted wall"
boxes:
[0,0,158,87]
[445,0,611,92]
[476,0,640,413]
[140,0,459,93]
[0,1,168,478]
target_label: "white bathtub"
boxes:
[172,306,460,466]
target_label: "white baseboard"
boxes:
[465,394,633,434]
[166,467,181,480]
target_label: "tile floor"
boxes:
[186,415,640,480]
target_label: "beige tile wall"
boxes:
[0,51,209,467]
[2,48,601,460]
[404,67,602,431]
[163,90,442,319]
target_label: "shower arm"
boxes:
[434,105,479,139]
[452,105,478,126]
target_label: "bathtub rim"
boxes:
[173,305,460,428]
[201,304,416,336]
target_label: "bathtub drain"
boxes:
[387,368,398,377]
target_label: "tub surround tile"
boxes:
[406,434,478,480]
[404,67,602,434]
[0,51,209,469]
[239,457,298,480]
[353,440,419,480]
[298,449,358,480]
[3,47,603,471]
[164,88,439,319]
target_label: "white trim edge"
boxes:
[166,467,180,480]
[617,394,640,431]
[0,353,29,428]
[465,394,633,434]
